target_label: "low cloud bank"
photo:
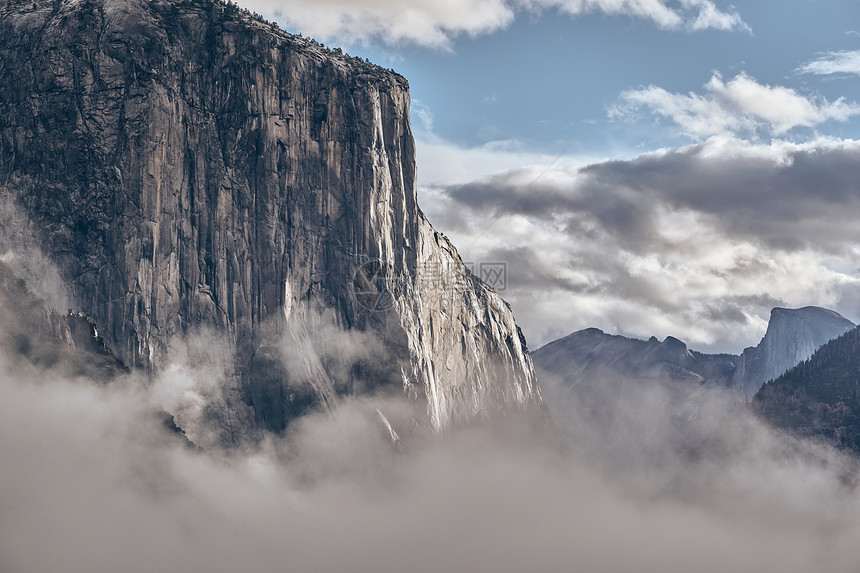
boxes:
[2,322,860,572]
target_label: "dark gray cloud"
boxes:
[446,140,860,253]
[481,246,591,292]
[582,143,860,251]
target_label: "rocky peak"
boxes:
[657,336,693,365]
[732,306,855,400]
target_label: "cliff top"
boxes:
[769,305,854,324]
[0,0,408,88]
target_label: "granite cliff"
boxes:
[732,307,855,400]
[0,0,538,436]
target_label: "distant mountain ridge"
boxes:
[533,327,737,389]
[532,327,740,463]
[534,306,855,401]
[533,307,857,459]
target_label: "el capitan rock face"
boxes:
[0,0,538,435]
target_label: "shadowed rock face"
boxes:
[0,0,538,434]
[0,260,126,381]
[732,307,855,400]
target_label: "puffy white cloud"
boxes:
[682,0,747,31]
[612,73,860,139]
[240,0,515,49]
[238,0,748,48]
[798,50,860,77]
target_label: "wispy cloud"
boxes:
[611,73,860,139]
[532,0,749,32]
[798,50,860,77]
[415,136,604,186]
[239,0,749,48]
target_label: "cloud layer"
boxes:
[0,218,859,572]
[239,0,748,48]
[420,136,860,351]
[3,328,860,572]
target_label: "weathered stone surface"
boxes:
[732,307,855,400]
[0,0,538,434]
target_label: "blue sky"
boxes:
[264,0,860,159]
[402,1,859,156]
[245,0,860,353]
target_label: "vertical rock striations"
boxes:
[0,0,538,434]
